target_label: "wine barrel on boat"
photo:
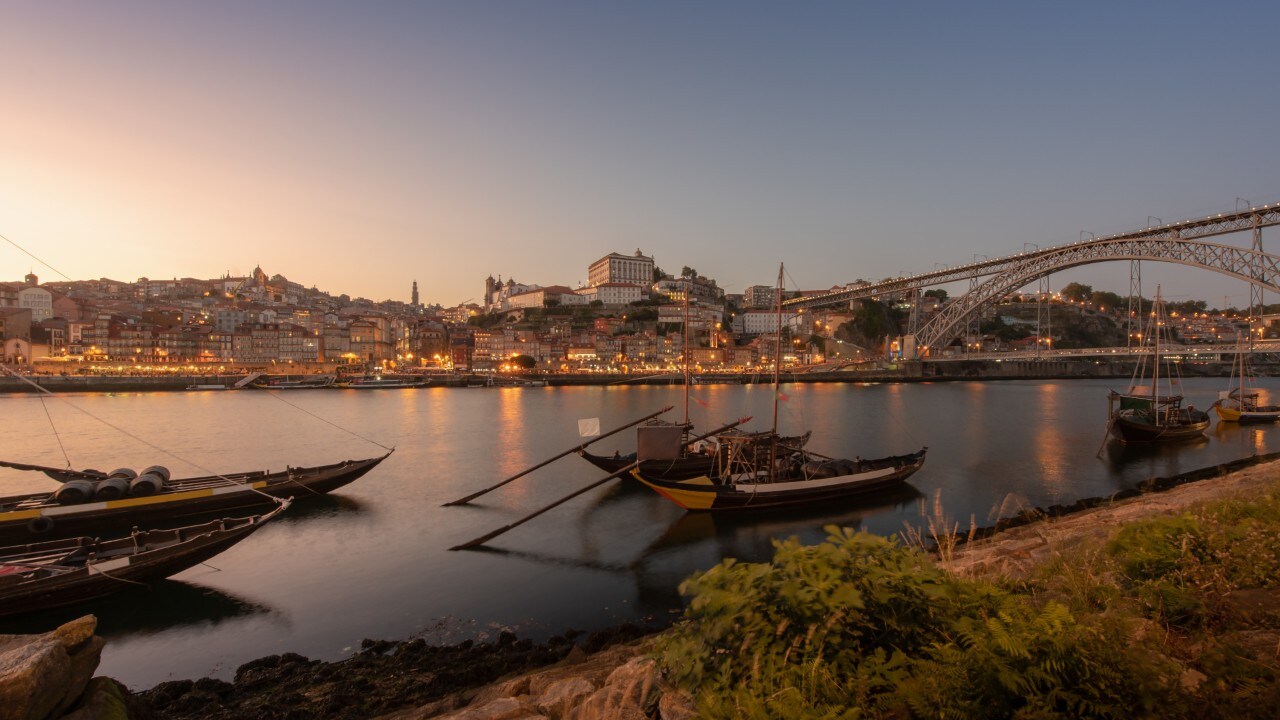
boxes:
[95,477,131,500]
[53,480,96,505]
[130,472,167,496]
[107,468,137,481]
[139,465,171,483]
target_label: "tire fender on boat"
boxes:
[27,515,55,534]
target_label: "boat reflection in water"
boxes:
[478,484,924,617]
[0,579,277,639]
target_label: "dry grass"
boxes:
[902,489,977,564]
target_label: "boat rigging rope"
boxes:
[255,388,395,452]
[0,367,280,502]
[0,231,75,283]
[37,392,73,469]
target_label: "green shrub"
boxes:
[658,527,1173,719]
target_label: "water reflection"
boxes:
[275,494,366,524]
[0,580,276,638]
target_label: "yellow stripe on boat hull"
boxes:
[0,480,271,524]
[630,471,718,510]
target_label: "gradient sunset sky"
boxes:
[3,1,1277,307]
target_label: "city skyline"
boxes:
[3,2,1278,306]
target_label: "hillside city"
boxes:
[0,249,1274,374]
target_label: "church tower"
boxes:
[412,280,420,307]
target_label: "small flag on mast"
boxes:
[578,418,601,437]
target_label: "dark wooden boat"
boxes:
[0,501,288,618]
[631,264,926,512]
[335,375,428,389]
[253,374,336,389]
[1106,287,1209,444]
[1108,392,1211,442]
[0,452,390,544]
[578,430,811,481]
[631,434,927,511]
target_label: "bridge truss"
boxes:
[786,203,1280,358]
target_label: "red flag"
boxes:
[692,396,709,408]
[778,391,789,402]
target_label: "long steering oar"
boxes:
[449,416,751,550]
[443,406,674,506]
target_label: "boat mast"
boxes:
[683,276,691,426]
[770,263,784,477]
[1153,285,1162,412]
[772,264,785,430]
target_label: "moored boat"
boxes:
[1213,332,1280,423]
[1106,287,1209,443]
[335,374,429,389]
[253,374,336,390]
[579,430,812,481]
[0,452,391,544]
[0,501,289,618]
[631,435,927,511]
[631,263,927,511]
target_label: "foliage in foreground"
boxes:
[657,529,1171,719]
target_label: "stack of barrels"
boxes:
[52,466,171,505]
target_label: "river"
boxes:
[1,378,1275,688]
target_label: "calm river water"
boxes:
[2,378,1277,688]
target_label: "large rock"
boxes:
[535,677,595,718]
[0,616,103,720]
[570,658,658,720]
[440,697,541,720]
[0,638,72,720]
[60,677,130,720]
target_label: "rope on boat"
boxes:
[0,230,75,283]
[254,388,395,452]
[37,391,72,469]
[0,366,281,502]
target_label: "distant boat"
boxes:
[0,501,288,618]
[185,383,231,391]
[253,375,336,390]
[1214,332,1280,423]
[1107,287,1210,443]
[335,375,428,389]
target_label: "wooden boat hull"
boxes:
[631,449,927,511]
[578,450,716,481]
[1215,403,1280,424]
[0,504,286,618]
[1111,414,1209,443]
[0,453,390,544]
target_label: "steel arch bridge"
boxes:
[786,202,1280,357]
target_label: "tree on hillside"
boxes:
[509,354,536,369]
[923,289,948,301]
[1061,282,1092,302]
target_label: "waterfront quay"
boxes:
[0,357,1268,394]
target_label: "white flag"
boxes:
[578,418,601,437]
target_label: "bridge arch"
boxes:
[915,237,1280,353]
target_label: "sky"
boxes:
[2,1,1278,308]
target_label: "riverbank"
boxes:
[120,451,1280,719]
[1,358,1263,393]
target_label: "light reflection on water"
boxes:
[0,377,1276,688]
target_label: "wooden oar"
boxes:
[443,406,675,506]
[449,417,751,550]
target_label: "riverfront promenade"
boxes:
[0,358,1259,394]
[0,356,1259,394]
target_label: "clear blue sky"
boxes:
[2,1,1277,307]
